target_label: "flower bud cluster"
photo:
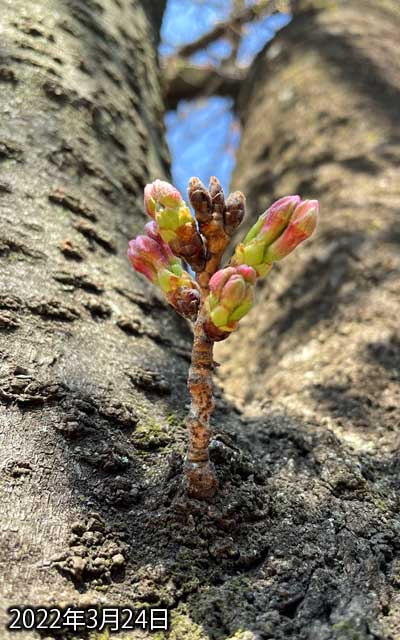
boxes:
[232,196,318,276]
[144,179,205,272]
[128,221,200,320]
[203,265,256,340]
[128,178,319,338]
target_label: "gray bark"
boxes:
[0,0,191,635]
[215,1,400,638]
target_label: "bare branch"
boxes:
[162,0,295,108]
[173,0,280,59]
[163,60,246,110]
[225,0,247,66]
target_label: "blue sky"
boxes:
[160,0,290,197]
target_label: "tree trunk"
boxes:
[215,1,400,637]
[0,0,192,632]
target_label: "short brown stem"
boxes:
[184,175,244,498]
[184,306,218,499]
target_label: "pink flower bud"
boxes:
[144,221,175,261]
[209,266,236,297]
[128,255,157,283]
[144,179,183,218]
[236,264,257,284]
[264,199,318,262]
[128,227,200,320]
[144,220,162,241]
[144,179,205,271]
[232,195,318,275]
[259,195,301,245]
[205,265,256,335]
[243,195,300,245]
[128,235,170,284]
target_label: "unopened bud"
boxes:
[128,225,200,320]
[168,287,200,321]
[244,195,300,245]
[224,191,246,235]
[144,179,205,271]
[264,199,318,262]
[128,235,171,284]
[144,179,182,219]
[232,195,318,276]
[204,265,256,336]
[188,177,212,224]
[209,176,225,212]
[144,221,175,259]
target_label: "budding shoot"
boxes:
[128,178,318,499]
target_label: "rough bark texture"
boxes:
[1,1,400,639]
[0,0,192,635]
[215,1,400,638]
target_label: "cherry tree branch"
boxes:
[173,0,280,59]
[163,0,294,108]
[163,60,246,110]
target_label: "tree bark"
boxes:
[215,1,400,637]
[0,0,192,632]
